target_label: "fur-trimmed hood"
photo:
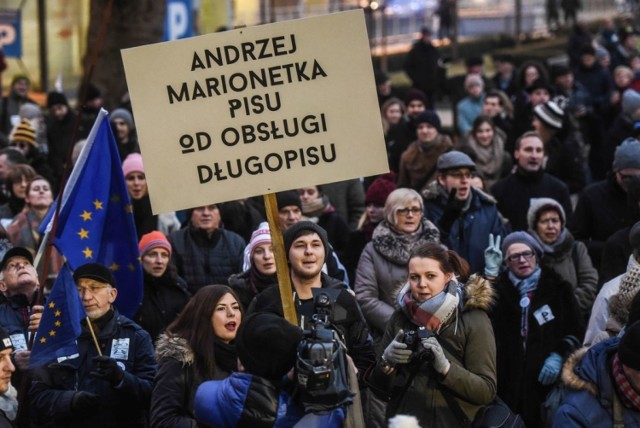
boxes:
[560,347,598,396]
[462,273,494,312]
[155,333,194,365]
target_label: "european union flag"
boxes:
[43,109,142,318]
[30,264,85,368]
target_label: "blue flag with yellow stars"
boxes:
[44,109,142,318]
[30,264,85,368]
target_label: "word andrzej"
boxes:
[191,34,298,69]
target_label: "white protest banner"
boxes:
[122,9,387,213]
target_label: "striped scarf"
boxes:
[397,279,462,333]
[613,352,640,411]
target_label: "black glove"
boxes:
[439,188,464,234]
[71,391,99,414]
[90,356,124,385]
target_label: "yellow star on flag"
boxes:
[48,302,55,309]
[54,321,61,327]
[93,199,103,210]
[54,310,61,317]
[83,247,93,259]
[125,204,133,214]
[39,337,46,344]
[49,330,56,337]
[80,211,92,221]
[77,229,89,239]
[110,262,120,271]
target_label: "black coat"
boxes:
[403,40,441,96]
[490,268,583,428]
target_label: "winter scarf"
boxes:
[466,132,505,183]
[214,338,238,375]
[132,194,158,239]
[248,264,277,296]
[529,227,569,255]
[372,217,440,265]
[613,352,640,411]
[397,279,462,333]
[509,266,541,342]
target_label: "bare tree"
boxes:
[84,0,166,110]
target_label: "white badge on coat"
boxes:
[9,334,26,352]
[533,304,555,326]
[110,338,130,360]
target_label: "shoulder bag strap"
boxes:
[612,390,625,428]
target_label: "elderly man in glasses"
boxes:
[422,150,507,273]
[488,231,584,428]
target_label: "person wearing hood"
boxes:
[398,110,453,191]
[526,197,598,322]
[109,108,139,161]
[133,231,190,343]
[370,243,497,426]
[489,231,583,428]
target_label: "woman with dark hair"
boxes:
[150,284,243,427]
[371,243,496,426]
[6,175,53,254]
[0,163,36,224]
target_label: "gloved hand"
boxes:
[421,336,451,375]
[538,352,563,385]
[382,330,412,365]
[71,391,99,414]
[90,356,124,386]
[439,188,464,234]
[484,233,502,277]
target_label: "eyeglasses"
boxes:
[617,171,640,182]
[396,207,422,216]
[506,250,535,262]
[447,171,475,180]
[76,284,111,295]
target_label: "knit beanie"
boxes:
[47,91,68,108]
[110,108,135,129]
[122,153,144,177]
[622,89,640,115]
[613,138,640,171]
[533,100,564,130]
[619,320,640,370]
[243,222,272,270]
[19,103,42,120]
[404,88,427,106]
[235,312,304,380]
[10,74,29,87]
[283,221,329,263]
[608,265,640,326]
[526,197,566,229]
[0,326,12,352]
[415,110,441,131]
[501,231,543,259]
[73,263,115,287]
[275,190,302,211]
[138,231,172,258]
[464,74,484,90]
[365,172,397,206]
[10,119,36,146]
[526,78,553,94]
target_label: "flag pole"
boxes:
[263,193,297,325]
[85,317,102,357]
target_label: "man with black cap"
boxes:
[0,326,15,428]
[29,262,157,428]
[422,150,507,273]
[490,231,583,428]
[249,221,375,411]
[193,312,306,427]
[555,321,640,425]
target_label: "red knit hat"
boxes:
[365,172,397,206]
[138,231,172,257]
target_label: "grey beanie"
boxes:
[110,108,135,129]
[19,103,42,120]
[283,221,329,263]
[613,138,640,171]
[501,231,543,259]
[622,89,640,115]
[437,150,476,172]
[526,197,566,230]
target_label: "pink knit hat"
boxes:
[122,153,144,177]
[242,222,272,270]
[138,231,172,258]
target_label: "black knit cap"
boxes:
[275,190,302,211]
[619,321,640,370]
[0,247,33,271]
[235,312,303,380]
[0,326,12,352]
[415,110,441,132]
[284,221,329,263]
[73,263,115,287]
[47,91,68,108]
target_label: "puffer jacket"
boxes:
[377,275,497,427]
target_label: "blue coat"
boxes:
[29,310,157,428]
[554,338,640,427]
[423,185,507,273]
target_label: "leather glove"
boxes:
[90,356,124,385]
[439,188,464,234]
[484,233,502,277]
[538,352,563,385]
[71,391,99,414]
[382,330,412,365]
[421,336,451,375]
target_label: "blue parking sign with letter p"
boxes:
[164,0,192,41]
[0,9,21,58]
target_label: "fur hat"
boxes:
[10,119,36,147]
[122,153,144,177]
[235,312,303,380]
[527,197,566,229]
[501,231,543,259]
[47,91,68,108]
[284,221,329,263]
[534,100,564,130]
[110,108,135,129]
[275,190,302,211]
[73,263,115,287]
[0,247,33,271]
[415,110,441,131]
[613,138,640,171]
[366,173,398,206]
[622,89,640,115]
[608,265,640,326]
[619,320,640,370]
[138,231,172,258]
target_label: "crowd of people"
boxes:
[0,11,637,428]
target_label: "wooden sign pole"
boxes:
[263,193,297,325]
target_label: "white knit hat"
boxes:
[242,222,272,271]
